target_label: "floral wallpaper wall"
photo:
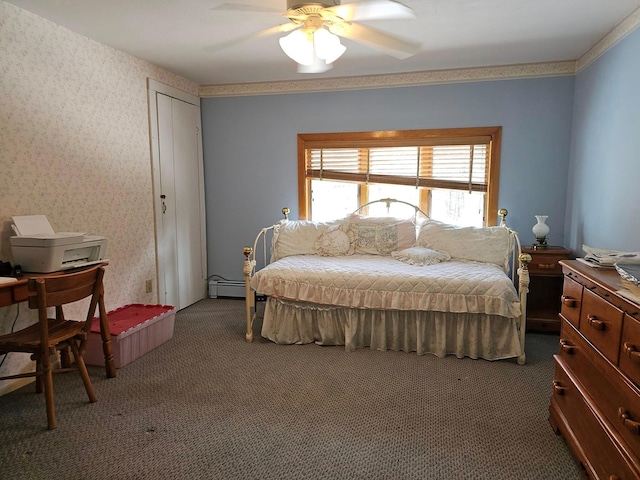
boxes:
[0,2,199,389]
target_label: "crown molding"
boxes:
[198,7,640,98]
[577,6,640,72]
[198,61,576,97]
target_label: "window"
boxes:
[297,127,501,226]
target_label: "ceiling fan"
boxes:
[208,0,420,73]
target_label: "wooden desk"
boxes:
[0,268,116,378]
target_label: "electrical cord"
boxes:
[207,274,233,281]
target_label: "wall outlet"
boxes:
[145,279,153,293]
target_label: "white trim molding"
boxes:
[577,6,640,72]
[199,61,576,97]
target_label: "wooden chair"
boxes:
[0,265,107,430]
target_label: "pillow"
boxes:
[391,246,451,266]
[315,224,355,256]
[417,219,510,269]
[348,214,416,256]
[271,220,332,261]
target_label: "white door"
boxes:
[149,81,207,310]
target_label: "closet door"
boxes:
[149,81,206,310]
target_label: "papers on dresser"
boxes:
[579,244,640,268]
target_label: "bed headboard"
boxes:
[245,199,524,278]
[351,197,429,221]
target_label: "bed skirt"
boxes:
[261,298,523,361]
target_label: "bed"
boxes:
[243,199,531,364]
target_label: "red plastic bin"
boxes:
[84,304,176,368]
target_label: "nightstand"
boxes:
[521,246,571,333]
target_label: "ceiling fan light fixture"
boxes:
[279,24,346,71]
[209,1,419,72]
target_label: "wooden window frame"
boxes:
[297,126,502,225]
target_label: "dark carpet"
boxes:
[0,298,580,479]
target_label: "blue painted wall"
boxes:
[201,76,575,281]
[565,27,640,254]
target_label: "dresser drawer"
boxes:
[559,321,640,462]
[620,314,640,389]
[580,288,624,364]
[551,359,640,479]
[561,276,583,328]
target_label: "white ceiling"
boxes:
[6,0,640,86]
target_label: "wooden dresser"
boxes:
[549,260,640,479]
[522,246,571,332]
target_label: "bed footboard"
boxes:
[243,246,256,342]
[243,212,285,341]
[516,253,531,365]
[502,208,531,365]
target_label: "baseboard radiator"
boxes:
[208,280,245,299]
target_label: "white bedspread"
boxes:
[251,255,521,318]
[261,299,522,360]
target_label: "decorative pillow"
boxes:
[348,214,416,256]
[271,220,332,261]
[417,219,510,270]
[391,246,451,266]
[315,224,355,256]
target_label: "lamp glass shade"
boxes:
[297,53,334,73]
[532,215,550,246]
[279,29,314,65]
[313,28,346,64]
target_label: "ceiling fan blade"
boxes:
[331,22,420,59]
[204,22,299,53]
[324,0,415,22]
[211,3,282,14]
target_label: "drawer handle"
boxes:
[618,408,640,435]
[539,263,556,269]
[587,315,605,331]
[561,295,576,307]
[624,342,640,363]
[559,339,574,354]
[552,380,567,396]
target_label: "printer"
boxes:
[10,215,108,273]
